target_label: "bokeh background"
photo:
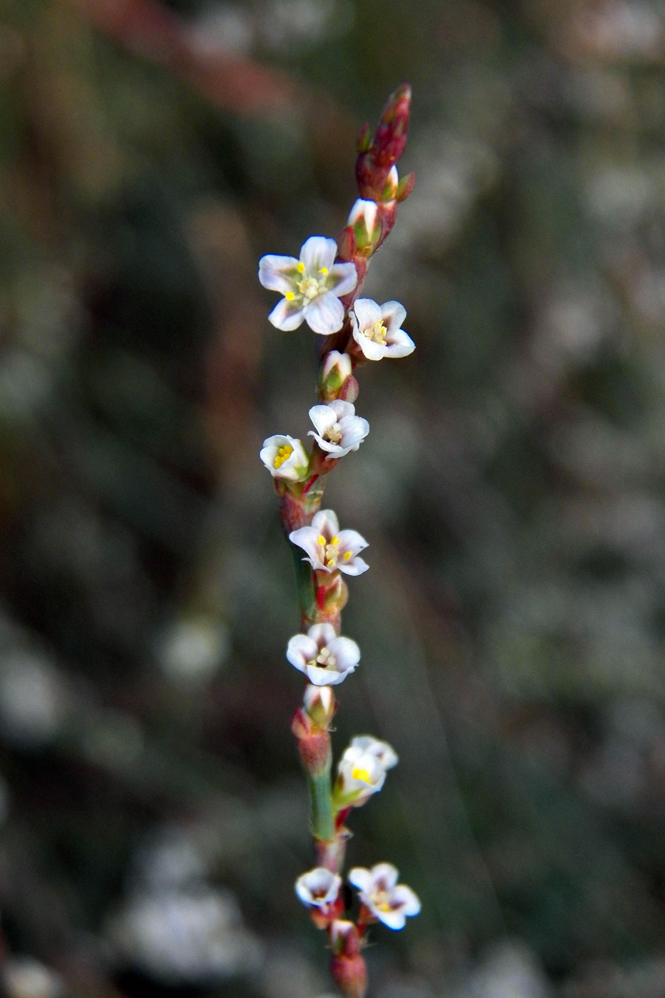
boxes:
[3,0,665,995]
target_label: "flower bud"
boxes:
[303,684,336,728]
[330,922,367,998]
[347,199,381,255]
[319,350,353,402]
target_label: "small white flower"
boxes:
[289,510,368,576]
[287,624,360,686]
[347,735,398,771]
[259,434,309,481]
[259,236,357,335]
[349,863,420,930]
[351,298,415,361]
[335,749,386,807]
[308,400,369,458]
[295,868,342,909]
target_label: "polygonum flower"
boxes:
[260,434,309,481]
[349,863,421,930]
[289,510,369,576]
[308,400,369,458]
[334,747,387,808]
[259,236,357,335]
[347,735,398,771]
[287,624,360,686]
[351,298,415,361]
[295,867,342,911]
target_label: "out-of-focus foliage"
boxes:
[3,0,665,996]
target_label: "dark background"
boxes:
[2,0,665,995]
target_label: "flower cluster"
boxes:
[257,85,419,998]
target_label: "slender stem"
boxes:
[308,767,335,844]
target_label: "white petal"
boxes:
[322,349,352,381]
[303,292,344,335]
[309,431,344,456]
[311,509,339,538]
[286,634,318,671]
[376,908,407,930]
[339,555,369,577]
[328,262,358,296]
[258,254,299,293]
[327,637,360,671]
[391,885,421,917]
[348,867,373,893]
[308,404,338,437]
[300,236,337,274]
[380,300,407,332]
[289,526,325,567]
[268,298,305,331]
[308,623,337,647]
[353,298,382,329]
[371,863,399,891]
[305,664,348,686]
[328,399,355,419]
[352,327,386,361]
[384,328,415,358]
[339,416,369,451]
[337,529,368,556]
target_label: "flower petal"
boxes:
[327,262,358,296]
[308,623,337,647]
[300,236,337,274]
[258,254,299,293]
[305,664,347,686]
[286,634,318,671]
[309,431,344,456]
[339,415,370,451]
[339,555,369,577]
[303,292,345,335]
[268,297,305,331]
[348,867,373,893]
[391,885,421,917]
[371,863,399,891]
[384,328,415,358]
[353,298,382,329]
[328,400,355,420]
[311,509,340,538]
[289,526,325,567]
[337,529,368,555]
[352,328,387,361]
[327,637,360,671]
[376,908,407,930]
[309,404,337,437]
[380,300,407,332]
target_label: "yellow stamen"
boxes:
[318,536,326,546]
[352,766,372,783]
[326,559,335,567]
[273,444,293,469]
[344,552,352,560]
[297,262,305,273]
[285,291,295,301]
[331,535,340,545]
[320,267,328,275]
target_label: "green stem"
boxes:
[291,542,316,620]
[307,767,335,843]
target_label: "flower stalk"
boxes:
[259,84,421,998]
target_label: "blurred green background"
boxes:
[2,0,665,995]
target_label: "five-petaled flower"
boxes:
[347,735,398,771]
[260,434,309,481]
[351,298,415,361]
[349,863,421,930]
[287,624,360,686]
[309,400,369,459]
[289,510,369,576]
[259,236,357,335]
[295,868,342,912]
[334,746,387,808]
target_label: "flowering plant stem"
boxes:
[259,84,421,998]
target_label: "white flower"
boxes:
[259,236,357,335]
[287,624,360,686]
[349,864,420,930]
[295,868,342,909]
[351,298,415,361]
[308,400,369,458]
[259,434,309,481]
[347,735,398,770]
[289,510,368,576]
[335,749,386,808]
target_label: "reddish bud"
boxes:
[337,226,357,262]
[299,729,331,777]
[396,170,416,202]
[331,954,367,998]
[338,375,359,403]
[356,83,412,200]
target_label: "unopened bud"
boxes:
[382,166,399,201]
[330,922,367,998]
[347,199,381,255]
[304,684,335,728]
[319,351,353,401]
